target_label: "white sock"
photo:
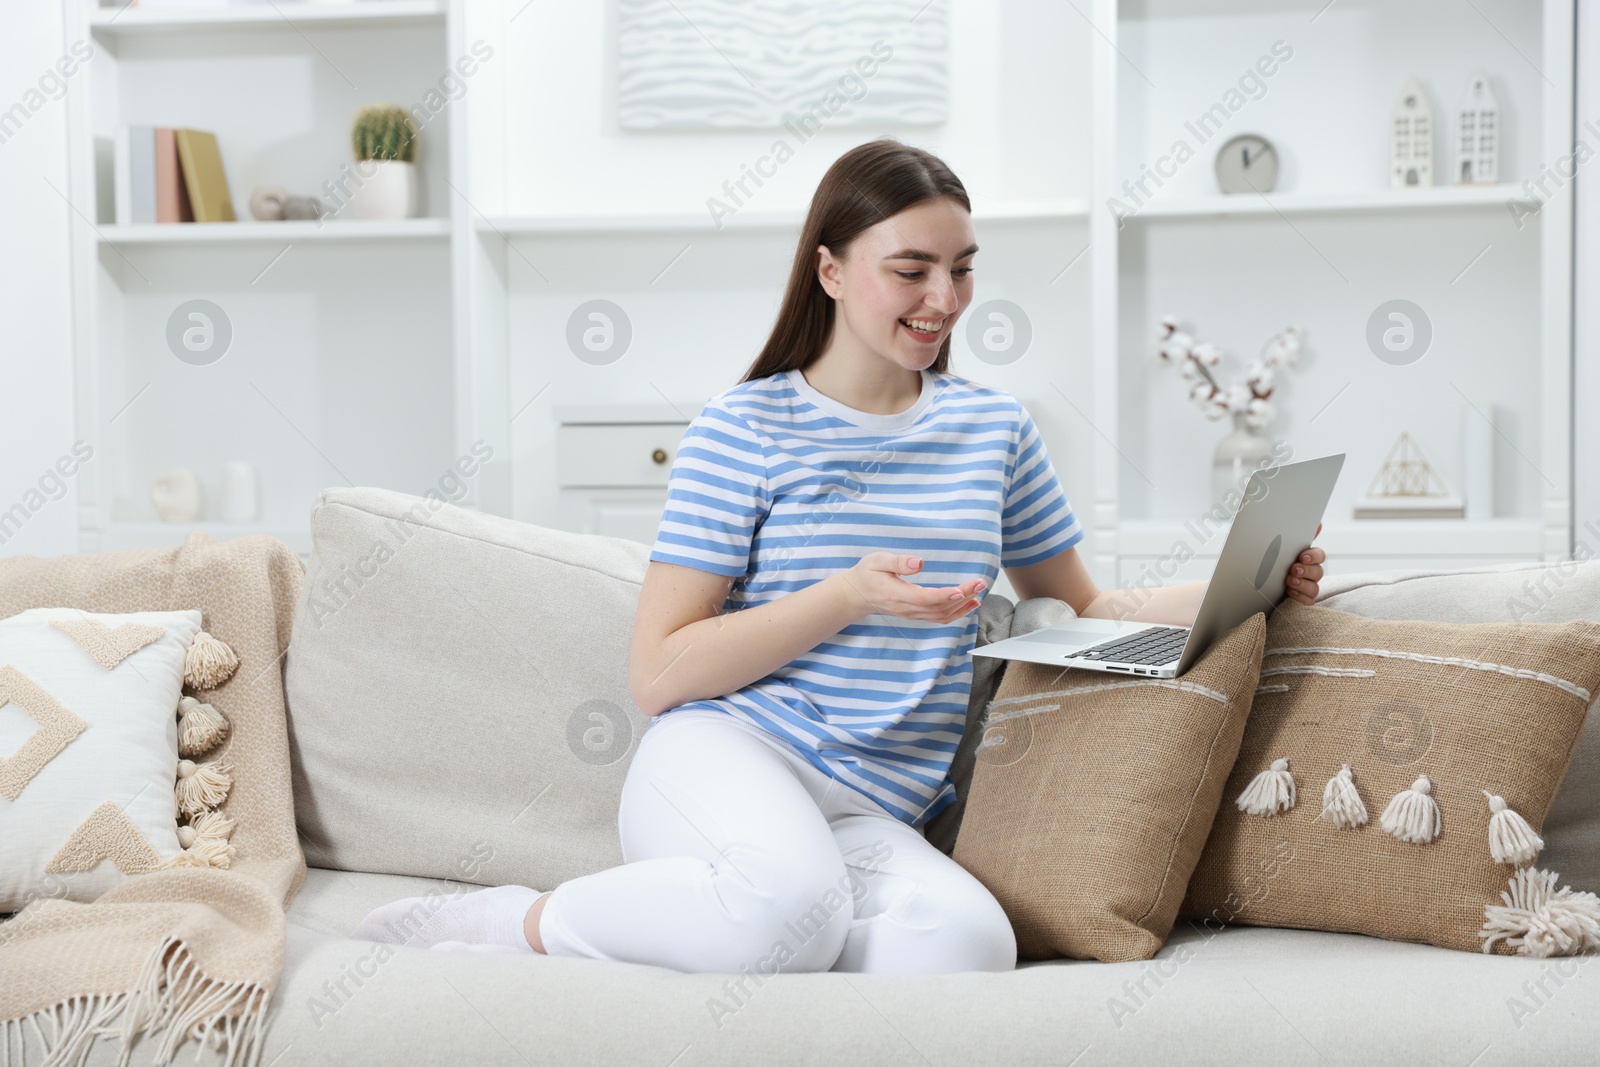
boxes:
[352,884,543,953]
[430,940,525,956]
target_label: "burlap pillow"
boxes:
[1314,559,1600,892]
[1181,599,1600,957]
[953,611,1267,963]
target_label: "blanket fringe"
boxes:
[0,935,270,1067]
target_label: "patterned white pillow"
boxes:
[0,607,203,911]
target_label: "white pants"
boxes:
[536,708,1017,975]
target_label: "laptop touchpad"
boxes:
[1012,620,1129,650]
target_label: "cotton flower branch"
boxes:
[1155,316,1303,431]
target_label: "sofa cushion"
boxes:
[181,865,1593,1067]
[284,487,652,891]
[954,612,1268,963]
[284,488,1018,887]
[1315,559,1600,892]
[1180,598,1600,956]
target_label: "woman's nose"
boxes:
[924,276,958,313]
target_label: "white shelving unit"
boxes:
[1093,0,1574,589]
[473,201,1091,237]
[61,0,1576,593]
[65,0,470,557]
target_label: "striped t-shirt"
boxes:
[645,366,1085,828]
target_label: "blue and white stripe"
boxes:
[647,367,1083,827]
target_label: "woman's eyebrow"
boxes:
[882,244,980,263]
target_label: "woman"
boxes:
[354,137,1326,974]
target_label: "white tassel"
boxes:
[165,809,237,869]
[1319,763,1368,829]
[1236,757,1296,815]
[1480,866,1600,957]
[1484,791,1544,866]
[183,629,239,690]
[176,695,229,757]
[174,759,233,818]
[185,808,236,844]
[163,835,233,869]
[1380,774,1441,844]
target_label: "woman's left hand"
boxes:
[1285,522,1325,606]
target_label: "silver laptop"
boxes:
[973,453,1344,678]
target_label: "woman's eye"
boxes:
[896,267,975,280]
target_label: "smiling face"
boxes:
[815,196,978,374]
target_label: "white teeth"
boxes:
[900,318,941,332]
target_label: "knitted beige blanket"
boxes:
[0,533,306,1067]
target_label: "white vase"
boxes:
[219,461,259,524]
[150,468,200,523]
[349,159,418,220]
[1212,411,1275,509]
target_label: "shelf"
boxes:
[475,199,1089,237]
[89,1,446,39]
[1116,518,1543,558]
[553,403,691,425]
[95,521,311,557]
[96,219,451,245]
[1124,185,1535,220]
[966,198,1090,221]
[1119,0,1391,19]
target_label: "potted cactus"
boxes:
[348,104,418,220]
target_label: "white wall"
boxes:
[0,0,80,559]
[489,0,1090,218]
[487,0,1101,535]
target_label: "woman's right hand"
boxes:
[836,552,987,624]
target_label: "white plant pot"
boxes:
[349,159,418,220]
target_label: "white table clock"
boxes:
[1215,133,1279,194]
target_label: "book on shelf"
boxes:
[114,126,192,223]
[158,129,194,222]
[174,129,236,222]
[114,126,234,224]
[113,125,154,224]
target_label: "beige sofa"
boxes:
[242,487,1600,1065]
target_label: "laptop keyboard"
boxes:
[1074,626,1189,665]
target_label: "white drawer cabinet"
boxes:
[553,407,688,544]
[558,489,681,544]
[556,423,683,488]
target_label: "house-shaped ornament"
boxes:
[1455,72,1499,184]
[1390,76,1433,188]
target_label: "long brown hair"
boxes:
[737,138,971,385]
